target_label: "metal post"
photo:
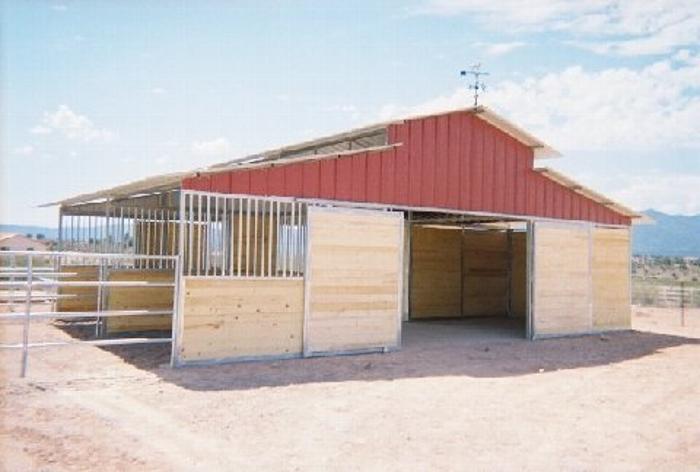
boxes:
[9,253,16,312]
[20,255,33,377]
[681,281,686,327]
[96,257,104,337]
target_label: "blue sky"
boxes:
[2,0,699,226]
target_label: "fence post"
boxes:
[20,255,33,378]
[680,281,686,327]
[9,253,16,312]
[96,257,104,337]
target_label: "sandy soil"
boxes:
[1,306,699,471]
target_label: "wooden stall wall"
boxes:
[104,269,174,333]
[409,226,461,318]
[461,231,509,317]
[592,227,631,329]
[56,265,98,312]
[510,232,527,318]
[531,222,592,337]
[304,208,403,355]
[178,278,304,363]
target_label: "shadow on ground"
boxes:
[55,319,700,392]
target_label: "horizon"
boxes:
[2,1,699,226]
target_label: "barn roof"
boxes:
[44,106,642,223]
[42,107,559,207]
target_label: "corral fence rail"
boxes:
[0,250,179,377]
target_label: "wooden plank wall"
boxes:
[510,232,527,317]
[592,227,631,329]
[56,265,98,312]
[409,226,461,318]
[532,223,592,337]
[104,269,174,333]
[462,231,509,317]
[409,227,527,319]
[179,278,304,362]
[305,209,402,354]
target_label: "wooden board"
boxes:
[462,231,509,317]
[104,269,174,333]
[409,226,462,318]
[592,227,631,329]
[305,207,403,355]
[56,265,98,312]
[531,222,592,337]
[510,232,527,318]
[179,278,303,362]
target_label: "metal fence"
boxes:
[180,191,307,278]
[0,250,179,377]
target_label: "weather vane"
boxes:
[460,63,489,107]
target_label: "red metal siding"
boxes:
[181,111,632,226]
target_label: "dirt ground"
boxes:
[1,307,699,471]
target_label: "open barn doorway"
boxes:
[404,213,529,343]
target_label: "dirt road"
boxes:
[1,307,699,471]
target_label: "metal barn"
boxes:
[40,106,641,367]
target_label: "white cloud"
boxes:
[417,0,700,56]
[31,105,114,142]
[378,54,700,151]
[482,41,526,56]
[151,87,167,95]
[51,4,67,11]
[609,174,700,214]
[191,137,231,157]
[13,145,34,156]
[30,125,51,135]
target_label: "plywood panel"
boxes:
[56,265,98,312]
[462,231,508,317]
[532,223,591,337]
[410,226,461,318]
[306,208,402,354]
[104,269,174,333]
[180,278,303,362]
[592,227,631,329]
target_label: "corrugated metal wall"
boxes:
[182,111,631,226]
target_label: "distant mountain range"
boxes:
[632,210,700,257]
[2,209,698,257]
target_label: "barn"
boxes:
[46,106,641,366]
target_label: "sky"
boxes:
[1,0,699,226]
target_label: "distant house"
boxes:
[0,233,49,252]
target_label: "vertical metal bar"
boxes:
[237,197,243,276]
[171,191,186,367]
[95,258,104,337]
[229,197,235,276]
[253,199,259,276]
[260,200,265,277]
[20,255,33,377]
[268,200,274,277]
[221,198,227,277]
[119,207,125,262]
[245,198,251,276]
[197,194,202,276]
[9,253,16,312]
[275,201,281,276]
[214,197,219,276]
[160,209,165,269]
[57,207,64,252]
[681,281,686,327]
[289,202,296,277]
[188,194,194,276]
[205,196,211,276]
[282,203,288,277]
